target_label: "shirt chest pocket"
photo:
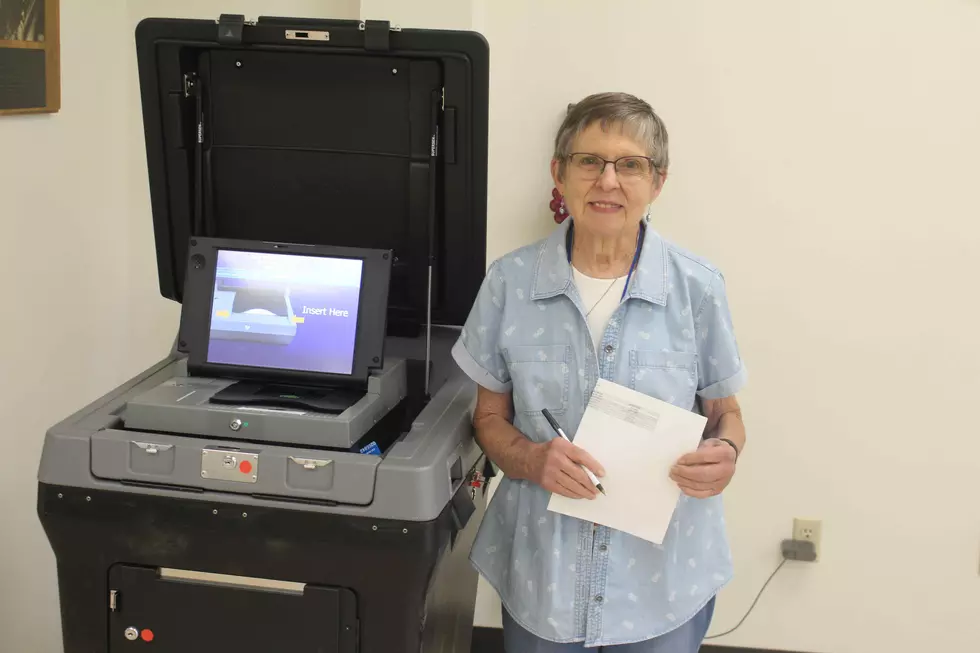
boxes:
[504,344,571,416]
[629,350,699,410]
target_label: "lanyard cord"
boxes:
[566,221,645,301]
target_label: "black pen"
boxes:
[541,408,605,495]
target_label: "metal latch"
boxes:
[134,442,173,456]
[183,73,198,98]
[289,456,332,471]
[109,589,118,611]
[286,29,329,41]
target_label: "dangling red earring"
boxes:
[550,188,568,224]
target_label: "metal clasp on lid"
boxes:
[286,29,329,41]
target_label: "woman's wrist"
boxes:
[716,437,739,462]
[476,418,539,481]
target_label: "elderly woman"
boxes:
[451,92,747,652]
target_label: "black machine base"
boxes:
[38,467,488,653]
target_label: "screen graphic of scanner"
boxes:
[207,249,364,375]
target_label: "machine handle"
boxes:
[288,456,333,471]
[133,442,174,456]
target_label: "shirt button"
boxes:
[594,595,604,603]
[599,544,608,552]
[604,344,614,354]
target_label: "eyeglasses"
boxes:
[566,153,659,180]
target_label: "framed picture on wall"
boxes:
[0,0,60,115]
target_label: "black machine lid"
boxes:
[135,14,489,335]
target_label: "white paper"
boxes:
[546,378,708,544]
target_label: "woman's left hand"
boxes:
[670,439,737,498]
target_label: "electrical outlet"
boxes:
[793,518,822,561]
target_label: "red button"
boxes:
[140,629,154,642]
[239,460,253,474]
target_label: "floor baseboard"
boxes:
[472,626,797,652]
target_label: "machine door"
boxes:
[108,564,358,652]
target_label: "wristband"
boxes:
[718,437,739,463]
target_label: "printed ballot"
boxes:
[547,378,708,544]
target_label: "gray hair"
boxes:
[554,92,669,180]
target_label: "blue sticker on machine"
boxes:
[359,441,382,456]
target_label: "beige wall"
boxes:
[1,1,978,652]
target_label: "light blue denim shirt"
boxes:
[451,218,748,647]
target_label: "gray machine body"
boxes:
[37,332,481,522]
[120,357,408,450]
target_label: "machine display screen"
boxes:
[206,249,364,376]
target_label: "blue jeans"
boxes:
[501,598,715,652]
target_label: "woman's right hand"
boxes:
[528,438,605,499]
[470,386,604,500]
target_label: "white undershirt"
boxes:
[572,267,628,353]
